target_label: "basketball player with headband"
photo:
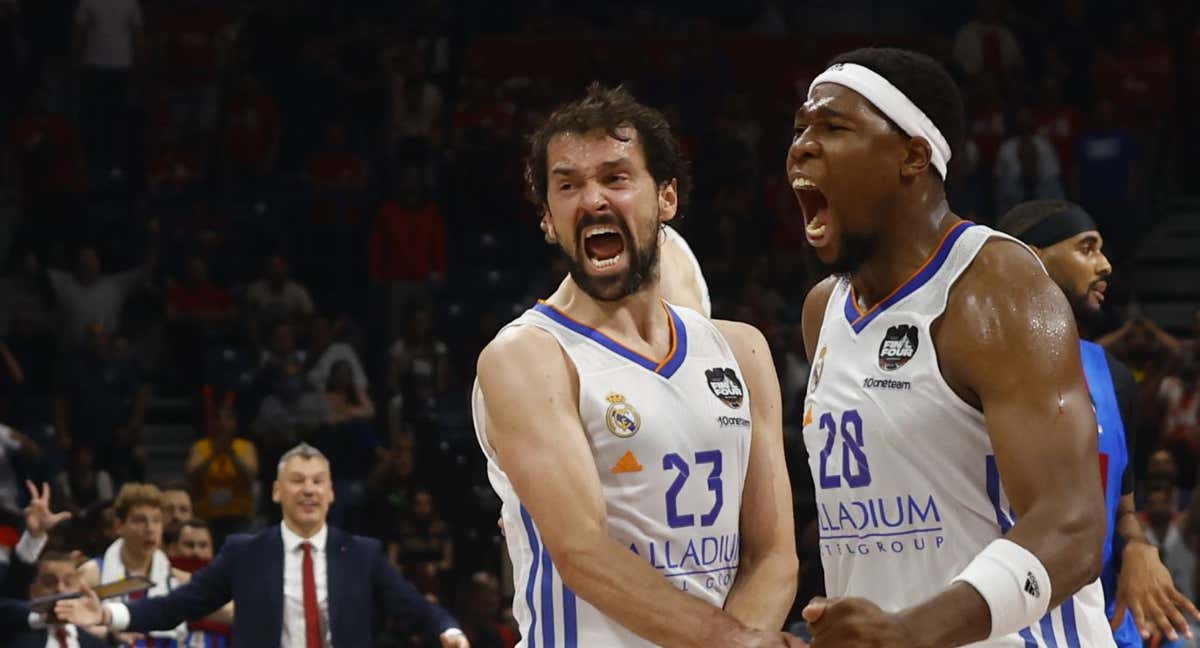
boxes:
[794,48,1118,647]
[999,199,1200,647]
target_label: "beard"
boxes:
[815,230,880,275]
[1068,281,1106,331]
[558,212,660,302]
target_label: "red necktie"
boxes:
[55,626,69,648]
[301,541,322,648]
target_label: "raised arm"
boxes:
[715,321,798,630]
[477,327,792,648]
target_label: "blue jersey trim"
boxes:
[843,221,974,333]
[532,301,688,378]
[520,506,541,648]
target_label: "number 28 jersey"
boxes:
[473,301,752,647]
[802,222,1115,647]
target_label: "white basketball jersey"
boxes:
[474,301,752,647]
[802,221,1115,647]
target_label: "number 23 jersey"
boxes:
[802,222,1114,647]
[473,301,752,647]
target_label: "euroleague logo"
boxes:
[705,367,744,409]
[878,324,919,371]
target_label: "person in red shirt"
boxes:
[303,122,369,225]
[220,71,279,182]
[166,254,234,389]
[369,166,446,341]
[1034,75,1084,175]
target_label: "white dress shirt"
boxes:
[280,522,331,648]
[42,623,80,648]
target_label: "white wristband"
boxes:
[951,538,1051,639]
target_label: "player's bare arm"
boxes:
[849,239,1108,647]
[714,320,799,630]
[477,325,794,648]
[1112,493,1200,639]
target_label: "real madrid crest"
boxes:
[605,393,641,438]
[810,345,828,393]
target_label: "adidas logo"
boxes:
[611,451,643,474]
[1024,572,1040,598]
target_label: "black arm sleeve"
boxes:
[1105,349,1138,496]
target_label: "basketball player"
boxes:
[474,84,801,646]
[792,48,1116,646]
[998,200,1200,645]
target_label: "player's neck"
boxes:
[556,281,674,357]
[120,543,154,575]
[849,195,957,309]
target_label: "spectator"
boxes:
[72,0,143,178]
[1141,481,1196,603]
[1092,20,1174,134]
[455,571,518,648]
[244,255,315,336]
[0,423,41,514]
[220,70,280,182]
[303,121,369,226]
[146,122,206,195]
[53,444,114,515]
[55,323,148,482]
[78,483,232,642]
[1159,346,1200,489]
[952,0,1024,84]
[1072,99,1140,257]
[156,0,232,134]
[305,314,368,393]
[165,518,212,562]
[388,308,449,428]
[164,254,234,389]
[386,53,443,167]
[0,550,107,647]
[5,88,86,259]
[367,435,419,539]
[390,489,453,598]
[159,482,193,533]
[323,359,375,424]
[369,166,446,340]
[1034,75,1084,175]
[47,240,157,349]
[994,105,1065,216]
[186,401,257,544]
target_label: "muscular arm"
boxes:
[477,328,767,648]
[800,277,837,362]
[895,241,1107,646]
[716,321,799,630]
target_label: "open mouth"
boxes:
[582,225,626,270]
[792,176,831,247]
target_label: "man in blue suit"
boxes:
[58,443,469,647]
[1000,200,1200,646]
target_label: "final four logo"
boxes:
[878,324,919,371]
[810,345,828,393]
[605,393,641,438]
[705,367,745,409]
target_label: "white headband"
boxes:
[808,62,951,180]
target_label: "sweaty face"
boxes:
[1038,231,1111,325]
[543,128,676,301]
[173,526,214,560]
[273,456,334,532]
[788,84,911,273]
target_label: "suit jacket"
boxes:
[3,626,109,648]
[124,525,458,646]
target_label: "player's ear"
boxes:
[540,210,557,244]
[658,179,678,223]
[271,481,281,504]
[900,137,933,179]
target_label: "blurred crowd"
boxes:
[0,0,1196,645]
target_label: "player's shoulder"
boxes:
[712,319,775,371]
[477,325,571,388]
[801,275,839,359]
[950,236,1068,325]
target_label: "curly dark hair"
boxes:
[524,82,691,216]
[826,47,966,172]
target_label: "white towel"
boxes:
[99,538,186,642]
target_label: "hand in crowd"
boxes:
[440,630,471,648]
[1113,541,1200,641]
[24,480,71,538]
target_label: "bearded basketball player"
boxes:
[793,48,1117,647]
[999,200,1200,646]
[474,84,801,647]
